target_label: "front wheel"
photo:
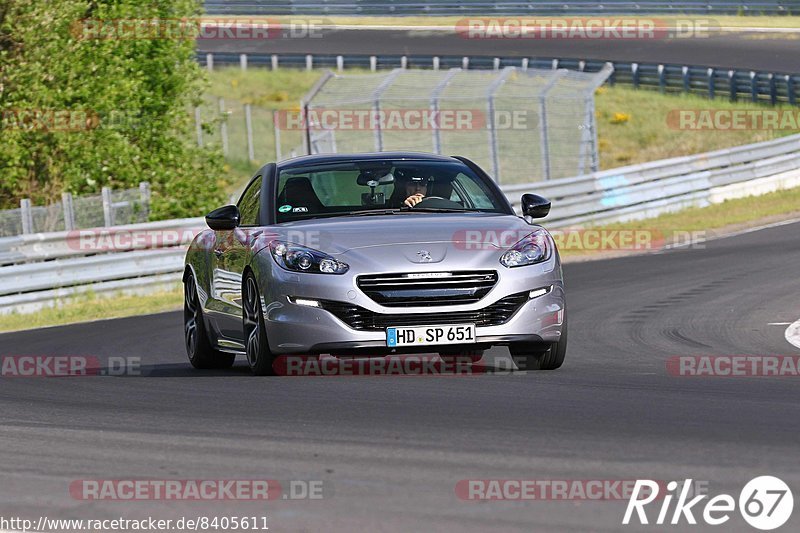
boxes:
[184,272,235,369]
[243,273,276,376]
[510,315,568,371]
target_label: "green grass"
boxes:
[0,287,182,334]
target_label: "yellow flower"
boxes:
[610,112,630,124]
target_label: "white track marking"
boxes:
[785,318,800,350]
[769,322,791,326]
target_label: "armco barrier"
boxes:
[203,1,794,16]
[1,134,799,314]
[198,53,800,106]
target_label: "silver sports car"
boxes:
[183,152,566,375]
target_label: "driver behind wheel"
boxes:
[403,175,429,207]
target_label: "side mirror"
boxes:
[206,205,240,230]
[521,194,551,219]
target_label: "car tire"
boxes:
[511,314,568,371]
[184,272,236,369]
[243,273,276,376]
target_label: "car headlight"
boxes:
[500,229,553,268]
[269,241,349,274]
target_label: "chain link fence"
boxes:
[0,183,151,238]
[283,65,612,183]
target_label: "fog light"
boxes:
[290,297,320,307]
[529,286,552,299]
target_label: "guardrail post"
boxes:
[271,54,278,70]
[244,104,255,161]
[787,75,796,106]
[240,53,248,71]
[658,64,666,93]
[768,73,777,105]
[552,59,559,70]
[370,56,377,72]
[728,70,737,102]
[631,63,639,89]
[336,55,344,72]
[101,187,114,227]
[750,71,758,102]
[578,60,585,72]
[682,66,690,93]
[194,107,203,147]
[139,182,151,220]
[273,110,282,161]
[219,98,229,156]
[493,58,500,70]
[62,192,75,231]
[305,54,313,71]
[206,53,214,72]
[462,57,469,69]
[400,56,407,69]
[20,198,33,235]
[707,68,715,99]
[433,56,440,70]
[521,58,529,71]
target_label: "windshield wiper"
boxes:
[340,209,404,217]
[404,207,470,213]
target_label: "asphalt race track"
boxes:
[197,28,800,73]
[1,220,799,532]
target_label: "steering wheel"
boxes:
[412,196,463,209]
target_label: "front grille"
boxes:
[356,270,498,307]
[320,292,529,331]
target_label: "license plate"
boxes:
[386,324,476,347]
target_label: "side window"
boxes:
[238,175,262,226]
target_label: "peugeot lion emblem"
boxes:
[416,250,432,263]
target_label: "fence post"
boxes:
[194,107,203,147]
[101,187,114,227]
[239,53,248,71]
[306,54,313,71]
[486,68,515,183]
[370,56,377,72]
[206,53,214,72]
[244,104,255,161]
[271,54,278,70]
[462,57,469,69]
[750,71,758,102]
[631,63,639,89]
[552,59,559,70]
[430,69,459,155]
[787,75,795,106]
[658,64,666,93]
[139,182,151,220]
[707,68,715,99]
[521,58,529,71]
[433,56,440,70]
[62,192,75,231]
[728,70,737,102]
[219,98,229,156]
[578,60,586,72]
[336,55,344,72]
[273,109,282,161]
[400,56,408,69]
[20,198,33,235]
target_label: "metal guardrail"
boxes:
[199,52,800,105]
[204,1,795,16]
[1,133,800,314]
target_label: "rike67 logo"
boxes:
[623,476,794,530]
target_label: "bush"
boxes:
[0,1,227,220]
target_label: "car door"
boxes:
[212,175,263,343]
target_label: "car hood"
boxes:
[274,213,541,255]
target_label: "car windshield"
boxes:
[275,159,506,222]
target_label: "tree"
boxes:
[0,1,227,219]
